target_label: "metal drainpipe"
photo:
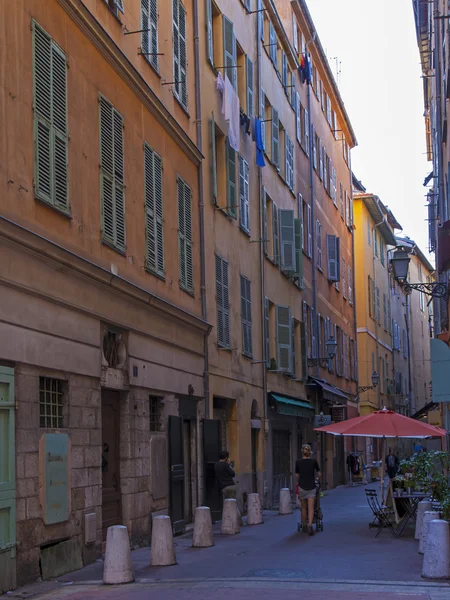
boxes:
[256,1,268,500]
[404,296,414,415]
[192,0,210,424]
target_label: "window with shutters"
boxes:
[210,117,226,208]
[281,51,288,89]
[206,0,214,65]
[272,107,280,169]
[141,0,159,71]
[239,156,250,233]
[316,220,322,271]
[296,93,301,145]
[272,201,280,265]
[99,95,126,252]
[312,128,318,171]
[348,267,353,305]
[240,275,252,357]
[304,109,310,157]
[368,276,373,318]
[291,318,299,377]
[383,293,387,330]
[32,21,69,213]
[246,55,254,116]
[104,0,125,16]
[285,134,294,191]
[264,297,271,367]
[144,144,164,277]
[178,177,193,293]
[216,254,230,348]
[374,230,378,256]
[322,149,328,193]
[326,235,340,282]
[292,13,299,53]
[342,258,346,299]
[226,138,237,218]
[302,200,312,258]
[376,287,381,324]
[280,209,295,272]
[294,217,303,287]
[276,305,292,372]
[332,167,337,206]
[173,0,188,109]
[269,21,277,66]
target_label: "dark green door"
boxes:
[169,416,185,534]
[0,367,16,593]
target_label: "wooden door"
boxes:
[102,390,121,541]
[203,419,222,522]
[168,416,185,534]
[0,367,16,594]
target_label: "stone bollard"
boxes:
[221,499,240,535]
[415,500,432,540]
[247,493,263,526]
[150,516,176,566]
[192,506,214,548]
[279,488,293,515]
[419,511,441,554]
[422,519,450,579]
[103,525,134,585]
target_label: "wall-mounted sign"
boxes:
[314,414,331,428]
[39,433,71,525]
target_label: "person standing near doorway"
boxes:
[385,448,400,480]
[295,444,321,536]
[214,450,243,524]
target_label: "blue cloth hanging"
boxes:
[254,118,266,168]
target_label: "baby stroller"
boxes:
[296,480,323,533]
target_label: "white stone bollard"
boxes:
[103,525,134,585]
[422,519,450,579]
[419,511,441,554]
[221,499,240,535]
[415,500,432,540]
[247,493,263,526]
[279,488,293,515]
[150,516,176,566]
[192,506,214,548]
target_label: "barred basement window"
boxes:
[40,377,65,428]
[149,396,163,432]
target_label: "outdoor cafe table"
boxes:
[391,492,428,535]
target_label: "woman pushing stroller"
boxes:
[295,444,321,536]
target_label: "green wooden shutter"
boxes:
[280,209,295,271]
[260,89,266,151]
[291,317,296,377]
[300,320,308,380]
[281,51,288,88]
[264,296,270,367]
[141,0,150,56]
[262,187,268,255]
[184,181,193,292]
[258,0,264,40]
[173,0,187,107]
[272,108,279,168]
[226,138,237,218]
[246,56,254,117]
[144,144,164,276]
[206,0,214,64]
[272,203,279,265]
[326,234,338,281]
[178,177,193,292]
[241,275,252,357]
[296,93,301,143]
[113,109,125,250]
[216,254,230,347]
[239,157,249,232]
[276,306,291,372]
[269,22,277,64]
[294,218,303,287]
[33,21,68,211]
[223,16,237,90]
[211,112,217,204]
[304,109,309,157]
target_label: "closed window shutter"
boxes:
[319,142,323,180]
[246,56,254,116]
[282,51,288,88]
[269,22,277,64]
[323,149,327,191]
[376,287,380,324]
[272,108,279,168]
[291,317,296,376]
[293,15,298,52]
[226,138,237,218]
[33,22,69,211]
[388,297,392,331]
[280,209,295,271]
[241,275,252,357]
[178,177,193,292]
[239,157,250,232]
[144,144,164,275]
[216,255,230,347]
[310,307,316,359]
[264,297,270,367]
[276,305,291,372]
[302,300,309,358]
[296,93,301,143]
[260,89,266,151]
[114,0,125,13]
[272,203,279,265]
[262,187,268,255]
[142,0,159,70]
[326,234,339,281]
[211,112,217,203]
[333,168,337,205]
[294,218,303,286]
[348,267,352,304]
[206,0,214,64]
[317,313,322,359]
[99,96,126,251]
[173,0,187,107]
[312,126,317,170]
[258,0,264,40]
[223,16,237,90]
[372,279,376,318]
[316,220,322,270]
[307,203,312,257]
[300,319,308,380]
[290,72,296,106]
[285,135,294,190]
[340,183,345,218]
[304,109,309,156]
[342,258,346,298]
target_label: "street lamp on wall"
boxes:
[358,371,379,394]
[390,247,447,299]
[308,336,337,367]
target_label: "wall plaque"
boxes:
[39,433,71,524]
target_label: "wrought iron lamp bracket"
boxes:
[403,281,448,299]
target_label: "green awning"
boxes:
[270,394,314,419]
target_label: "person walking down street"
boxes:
[385,449,400,480]
[214,450,243,525]
[295,444,321,536]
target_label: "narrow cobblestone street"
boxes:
[5,486,450,600]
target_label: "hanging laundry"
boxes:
[254,118,266,168]
[240,111,251,136]
[298,52,312,85]
[223,76,240,152]
[216,71,225,94]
